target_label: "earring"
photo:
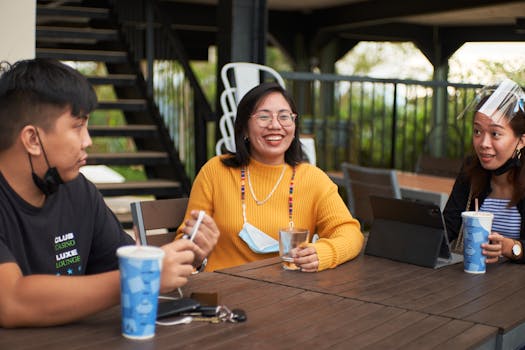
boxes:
[515,147,523,167]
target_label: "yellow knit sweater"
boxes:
[182,156,364,271]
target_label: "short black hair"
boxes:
[222,82,303,167]
[0,58,97,151]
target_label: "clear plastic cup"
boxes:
[278,228,309,271]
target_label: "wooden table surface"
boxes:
[396,171,455,195]
[218,256,525,350]
[0,270,498,350]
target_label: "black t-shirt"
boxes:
[0,172,135,275]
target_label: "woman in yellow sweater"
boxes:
[181,82,364,272]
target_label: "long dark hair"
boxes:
[465,95,525,206]
[221,82,304,168]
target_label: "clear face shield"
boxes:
[458,78,525,124]
[458,79,525,175]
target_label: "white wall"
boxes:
[0,0,36,63]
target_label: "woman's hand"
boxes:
[181,210,220,267]
[293,244,319,272]
[482,232,505,264]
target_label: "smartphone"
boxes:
[157,298,201,319]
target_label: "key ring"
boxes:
[216,305,234,322]
[216,305,247,323]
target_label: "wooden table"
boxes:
[0,270,498,350]
[327,170,455,209]
[218,256,525,350]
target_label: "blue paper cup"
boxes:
[117,245,165,339]
[461,211,493,274]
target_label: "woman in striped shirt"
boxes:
[444,79,525,264]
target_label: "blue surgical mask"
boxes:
[238,222,279,254]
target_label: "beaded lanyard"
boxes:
[241,165,296,227]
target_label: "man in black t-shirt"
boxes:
[0,59,219,327]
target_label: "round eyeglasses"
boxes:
[251,111,298,128]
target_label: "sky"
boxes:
[453,42,525,64]
[336,42,525,84]
[449,42,525,84]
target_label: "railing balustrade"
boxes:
[282,71,483,172]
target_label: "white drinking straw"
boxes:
[189,210,205,242]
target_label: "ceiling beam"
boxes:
[312,0,525,31]
[158,2,216,30]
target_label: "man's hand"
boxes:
[181,210,220,267]
[159,239,196,293]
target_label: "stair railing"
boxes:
[111,0,214,178]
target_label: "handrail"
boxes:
[277,71,485,172]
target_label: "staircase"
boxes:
[36,0,191,227]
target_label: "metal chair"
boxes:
[341,162,401,227]
[415,155,463,178]
[130,197,189,246]
[415,123,464,178]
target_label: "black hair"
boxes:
[465,94,525,206]
[221,82,304,167]
[0,58,97,151]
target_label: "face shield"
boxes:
[458,78,525,124]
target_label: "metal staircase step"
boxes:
[87,152,169,166]
[37,5,110,20]
[87,74,137,86]
[89,125,158,138]
[36,26,119,42]
[36,48,127,62]
[95,180,183,197]
[97,99,147,111]
[35,0,192,200]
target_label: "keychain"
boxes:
[156,305,247,326]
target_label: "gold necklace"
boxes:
[247,164,286,205]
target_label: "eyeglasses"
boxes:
[251,111,297,128]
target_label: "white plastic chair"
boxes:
[215,88,237,154]
[299,134,316,165]
[221,62,286,108]
[216,62,285,155]
[216,62,316,165]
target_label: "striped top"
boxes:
[480,198,521,239]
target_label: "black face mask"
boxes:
[491,146,522,176]
[28,131,64,196]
